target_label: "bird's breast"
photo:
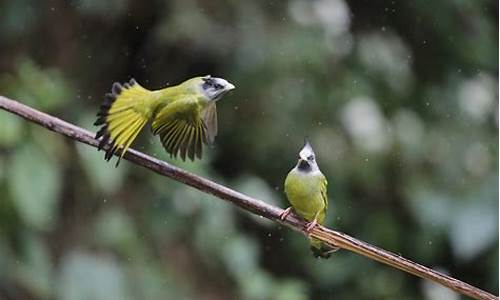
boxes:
[284,171,325,221]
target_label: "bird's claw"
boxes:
[279,207,292,221]
[305,219,318,233]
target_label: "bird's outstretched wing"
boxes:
[151,97,213,161]
[95,79,153,166]
[202,103,218,144]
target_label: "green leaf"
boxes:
[57,251,131,300]
[8,144,61,230]
[222,235,259,280]
[0,111,24,146]
[449,178,498,261]
[76,113,127,194]
[14,233,53,298]
[273,279,308,300]
[76,143,127,194]
[93,207,136,249]
[239,269,274,300]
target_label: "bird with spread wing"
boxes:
[94,75,235,166]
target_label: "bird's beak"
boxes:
[297,158,310,170]
[226,82,235,90]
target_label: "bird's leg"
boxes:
[305,211,320,233]
[279,207,293,221]
[305,219,318,233]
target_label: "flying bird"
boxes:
[94,75,235,166]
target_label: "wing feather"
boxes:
[194,122,203,159]
[151,97,210,161]
[320,174,328,212]
[164,121,185,154]
[202,103,218,144]
[172,122,191,158]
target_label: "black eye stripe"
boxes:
[203,78,224,90]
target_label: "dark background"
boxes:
[0,1,498,299]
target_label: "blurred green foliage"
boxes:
[0,0,498,299]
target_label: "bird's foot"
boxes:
[305,219,318,233]
[279,207,293,221]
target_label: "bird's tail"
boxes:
[309,237,339,259]
[94,79,154,166]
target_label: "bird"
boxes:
[94,75,235,166]
[281,140,339,258]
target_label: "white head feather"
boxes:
[296,140,320,173]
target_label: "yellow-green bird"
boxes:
[281,141,338,258]
[94,75,235,166]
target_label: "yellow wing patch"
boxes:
[95,79,152,166]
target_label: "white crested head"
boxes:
[299,140,315,161]
[296,140,319,172]
[200,75,235,101]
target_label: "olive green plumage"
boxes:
[94,75,234,166]
[284,141,336,258]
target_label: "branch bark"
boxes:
[0,95,497,300]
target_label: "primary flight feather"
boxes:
[94,75,235,166]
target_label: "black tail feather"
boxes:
[94,80,132,155]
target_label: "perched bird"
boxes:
[94,75,235,166]
[281,140,338,258]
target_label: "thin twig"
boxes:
[0,95,497,300]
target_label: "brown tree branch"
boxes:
[0,95,497,300]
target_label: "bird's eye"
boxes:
[307,155,314,161]
[203,77,225,89]
[202,78,215,89]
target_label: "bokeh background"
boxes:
[0,1,498,299]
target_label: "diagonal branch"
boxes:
[0,95,497,300]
